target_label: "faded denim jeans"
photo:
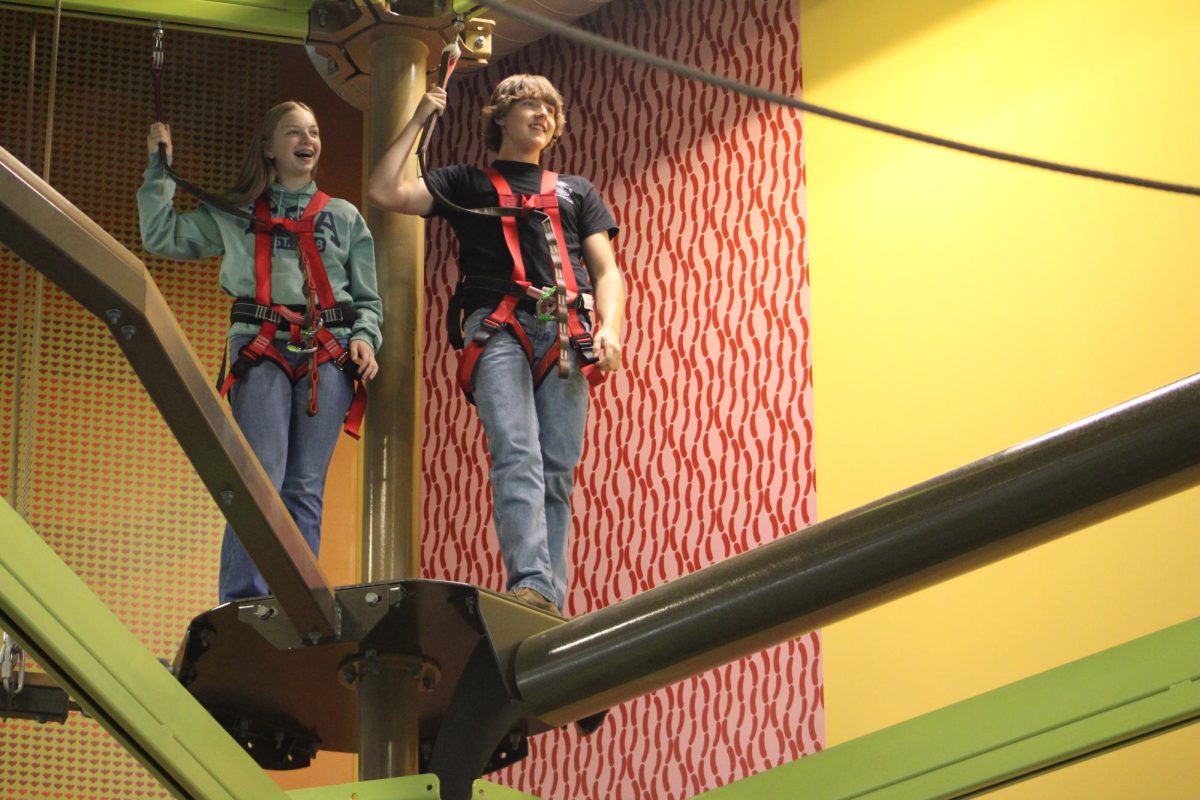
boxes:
[465,307,589,611]
[218,334,353,603]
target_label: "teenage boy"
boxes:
[367,74,626,617]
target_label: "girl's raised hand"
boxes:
[147,122,172,159]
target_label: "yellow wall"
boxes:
[802,0,1200,795]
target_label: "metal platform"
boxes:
[175,579,585,777]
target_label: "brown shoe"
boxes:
[510,586,566,619]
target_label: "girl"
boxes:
[139,101,382,603]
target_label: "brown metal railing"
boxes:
[0,145,339,642]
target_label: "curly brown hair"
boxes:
[480,74,566,153]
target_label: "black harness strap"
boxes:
[230,299,357,329]
[151,26,261,226]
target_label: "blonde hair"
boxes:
[226,100,317,204]
[480,75,566,152]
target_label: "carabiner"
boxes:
[151,25,164,72]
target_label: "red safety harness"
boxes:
[453,167,605,403]
[218,192,368,438]
[414,37,604,403]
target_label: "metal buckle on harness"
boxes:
[473,317,502,345]
[286,317,323,355]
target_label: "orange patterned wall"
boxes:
[420,1,820,797]
[0,12,279,797]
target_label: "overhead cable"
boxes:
[471,0,1200,198]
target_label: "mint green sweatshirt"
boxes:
[137,152,382,352]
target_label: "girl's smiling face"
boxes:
[265,109,321,184]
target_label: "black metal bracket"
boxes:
[1,674,70,725]
[173,580,608,792]
[426,638,527,800]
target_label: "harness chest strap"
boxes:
[454,168,604,402]
[219,191,368,438]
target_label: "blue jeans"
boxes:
[466,308,589,611]
[218,334,354,602]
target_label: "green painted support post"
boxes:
[287,775,441,800]
[462,780,544,800]
[696,618,1200,799]
[0,499,291,800]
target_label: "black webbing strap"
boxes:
[230,299,357,329]
[151,26,262,226]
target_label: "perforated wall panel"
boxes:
[0,12,280,797]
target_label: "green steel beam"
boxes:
[463,779,543,800]
[695,617,1200,799]
[286,776,540,799]
[288,775,440,800]
[0,499,291,800]
[0,0,311,42]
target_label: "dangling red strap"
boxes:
[540,172,606,386]
[308,358,321,415]
[343,382,368,439]
[538,170,580,295]
[254,197,273,306]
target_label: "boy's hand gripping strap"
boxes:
[414,31,543,228]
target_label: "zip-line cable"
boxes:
[470,0,1200,198]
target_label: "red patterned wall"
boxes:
[420,1,820,797]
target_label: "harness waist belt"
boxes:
[448,277,595,351]
[230,299,357,328]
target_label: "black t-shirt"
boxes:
[424,160,618,314]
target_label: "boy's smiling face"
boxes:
[497,97,557,154]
